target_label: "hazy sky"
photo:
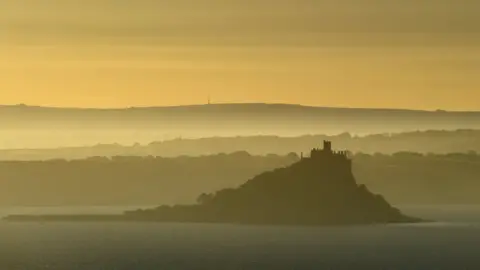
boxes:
[1,0,479,110]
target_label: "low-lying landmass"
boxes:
[1,129,479,160]
[4,141,422,226]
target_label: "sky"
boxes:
[1,0,479,110]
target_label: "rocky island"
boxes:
[4,141,422,225]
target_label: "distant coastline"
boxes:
[3,214,424,225]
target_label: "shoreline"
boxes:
[2,214,425,226]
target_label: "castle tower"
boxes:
[323,140,332,153]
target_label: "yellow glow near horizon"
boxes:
[1,1,479,110]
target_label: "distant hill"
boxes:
[0,152,298,206]
[2,103,479,129]
[1,129,479,160]
[1,103,480,149]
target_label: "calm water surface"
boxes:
[0,205,479,269]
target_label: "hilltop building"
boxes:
[304,140,352,170]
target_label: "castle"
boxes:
[310,140,349,159]
[302,140,352,170]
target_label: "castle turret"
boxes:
[323,140,332,152]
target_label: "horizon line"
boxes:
[0,102,478,113]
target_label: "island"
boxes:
[3,141,423,226]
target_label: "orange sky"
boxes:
[1,0,479,110]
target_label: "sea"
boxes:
[0,205,479,270]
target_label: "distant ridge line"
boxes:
[0,103,478,113]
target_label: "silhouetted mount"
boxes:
[123,141,419,225]
[5,141,421,225]
[127,141,420,225]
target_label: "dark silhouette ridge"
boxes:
[0,149,478,206]
[0,152,298,206]
[4,141,422,225]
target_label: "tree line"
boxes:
[0,150,479,206]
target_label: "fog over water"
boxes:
[1,205,479,269]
